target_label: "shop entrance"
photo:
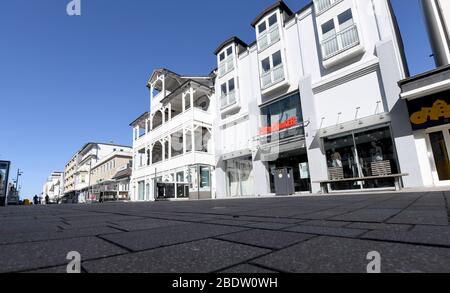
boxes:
[268,148,311,193]
[428,127,450,184]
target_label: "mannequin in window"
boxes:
[370,142,383,162]
[331,148,343,168]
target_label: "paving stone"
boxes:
[283,225,366,238]
[110,218,189,232]
[202,219,257,227]
[242,222,297,230]
[0,226,122,245]
[301,220,351,228]
[83,239,270,273]
[387,210,449,225]
[346,222,412,232]
[0,237,127,273]
[100,223,249,252]
[252,236,450,273]
[215,229,314,249]
[330,209,402,222]
[362,225,450,247]
[219,264,278,274]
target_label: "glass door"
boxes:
[429,130,450,182]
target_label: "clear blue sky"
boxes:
[0,0,436,198]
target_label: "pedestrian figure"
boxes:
[45,195,50,205]
[33,194,38,205]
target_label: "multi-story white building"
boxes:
[63,142,132,203]
[42,172,64,203]
[130,69,215,201]
[399,0,450,188]
[213,0,422,197]
[130,0,430,200]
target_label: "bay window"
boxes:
[257,13,280,51]
[220,78,237,109]
[260,51,285,89]
[218,46,234,76]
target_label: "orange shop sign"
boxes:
[260,117,298,135]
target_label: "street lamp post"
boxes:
[15,169,23,190]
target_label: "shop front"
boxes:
[259,92,311,195]
[153,164,213,200]
[320,121,400,191]
[400,65,450,187]
[224,155,254,197]
[408,90,450,185]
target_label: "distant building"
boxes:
[42,172,64,203]
[90,149,132,202]
[62,143,132,203]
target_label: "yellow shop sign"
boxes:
[410,100,450,125]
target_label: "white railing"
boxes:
[219,57,235,77]
[322,25,359,60]
[220,90,237,110]
[315,0,343,14]
[258,24,280,51]
[261,64,285,89]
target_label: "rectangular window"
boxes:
[257,13,280,51]
[260,51,285,89]
[258,22,267,34]
[323,126,399,191]
[338,9,353,30]
[321,20,335,39]
[221,79,237,110]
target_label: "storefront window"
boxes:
[226,157,254,197]
[260,93,304,143]
[268,149,310,193]
[323,125,399,190]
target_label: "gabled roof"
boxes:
[251,1,294,27]
[214,36,249,55]
[129,112,149,127]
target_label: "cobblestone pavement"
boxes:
[1,191,450,273]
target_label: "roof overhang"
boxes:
[251,0,293,27]
[399,65,450,100]
[214,36,248,55]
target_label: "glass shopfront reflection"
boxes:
[323,125,399,191]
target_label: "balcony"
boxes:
[220,90,237,110]
[315,0,343,15]
[258,24,280,52]
[322,25,360,61]
[261,64,285,90]
[219,57,235,77]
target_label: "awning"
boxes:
[221,149,253,161]
[318,113,391,138]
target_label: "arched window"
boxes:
[152,141,163,164]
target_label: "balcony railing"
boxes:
[261,64,285,89]
[315,0,343,14]
[322,25,359,60]
[219,57,235,77]
[220,90,237,110]
[258,24,280,52]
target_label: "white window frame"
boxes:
[260,51,285,89]
[256,12,281,52]
[314,0,344,15]
[220,78,237,110]
[218,45,235,77]
[320,8,360,60]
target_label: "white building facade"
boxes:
[42,172,64,203]
[131,0,430,200]
[213,0,423,197]
[130,70,215,201]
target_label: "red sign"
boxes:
[260,117,298,135]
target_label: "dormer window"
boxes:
[218,46,235,77]
[257,13,281,52]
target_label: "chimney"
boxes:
[420,0,450,67]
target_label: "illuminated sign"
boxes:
[260,117,298,135]
[408,91,450,130]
